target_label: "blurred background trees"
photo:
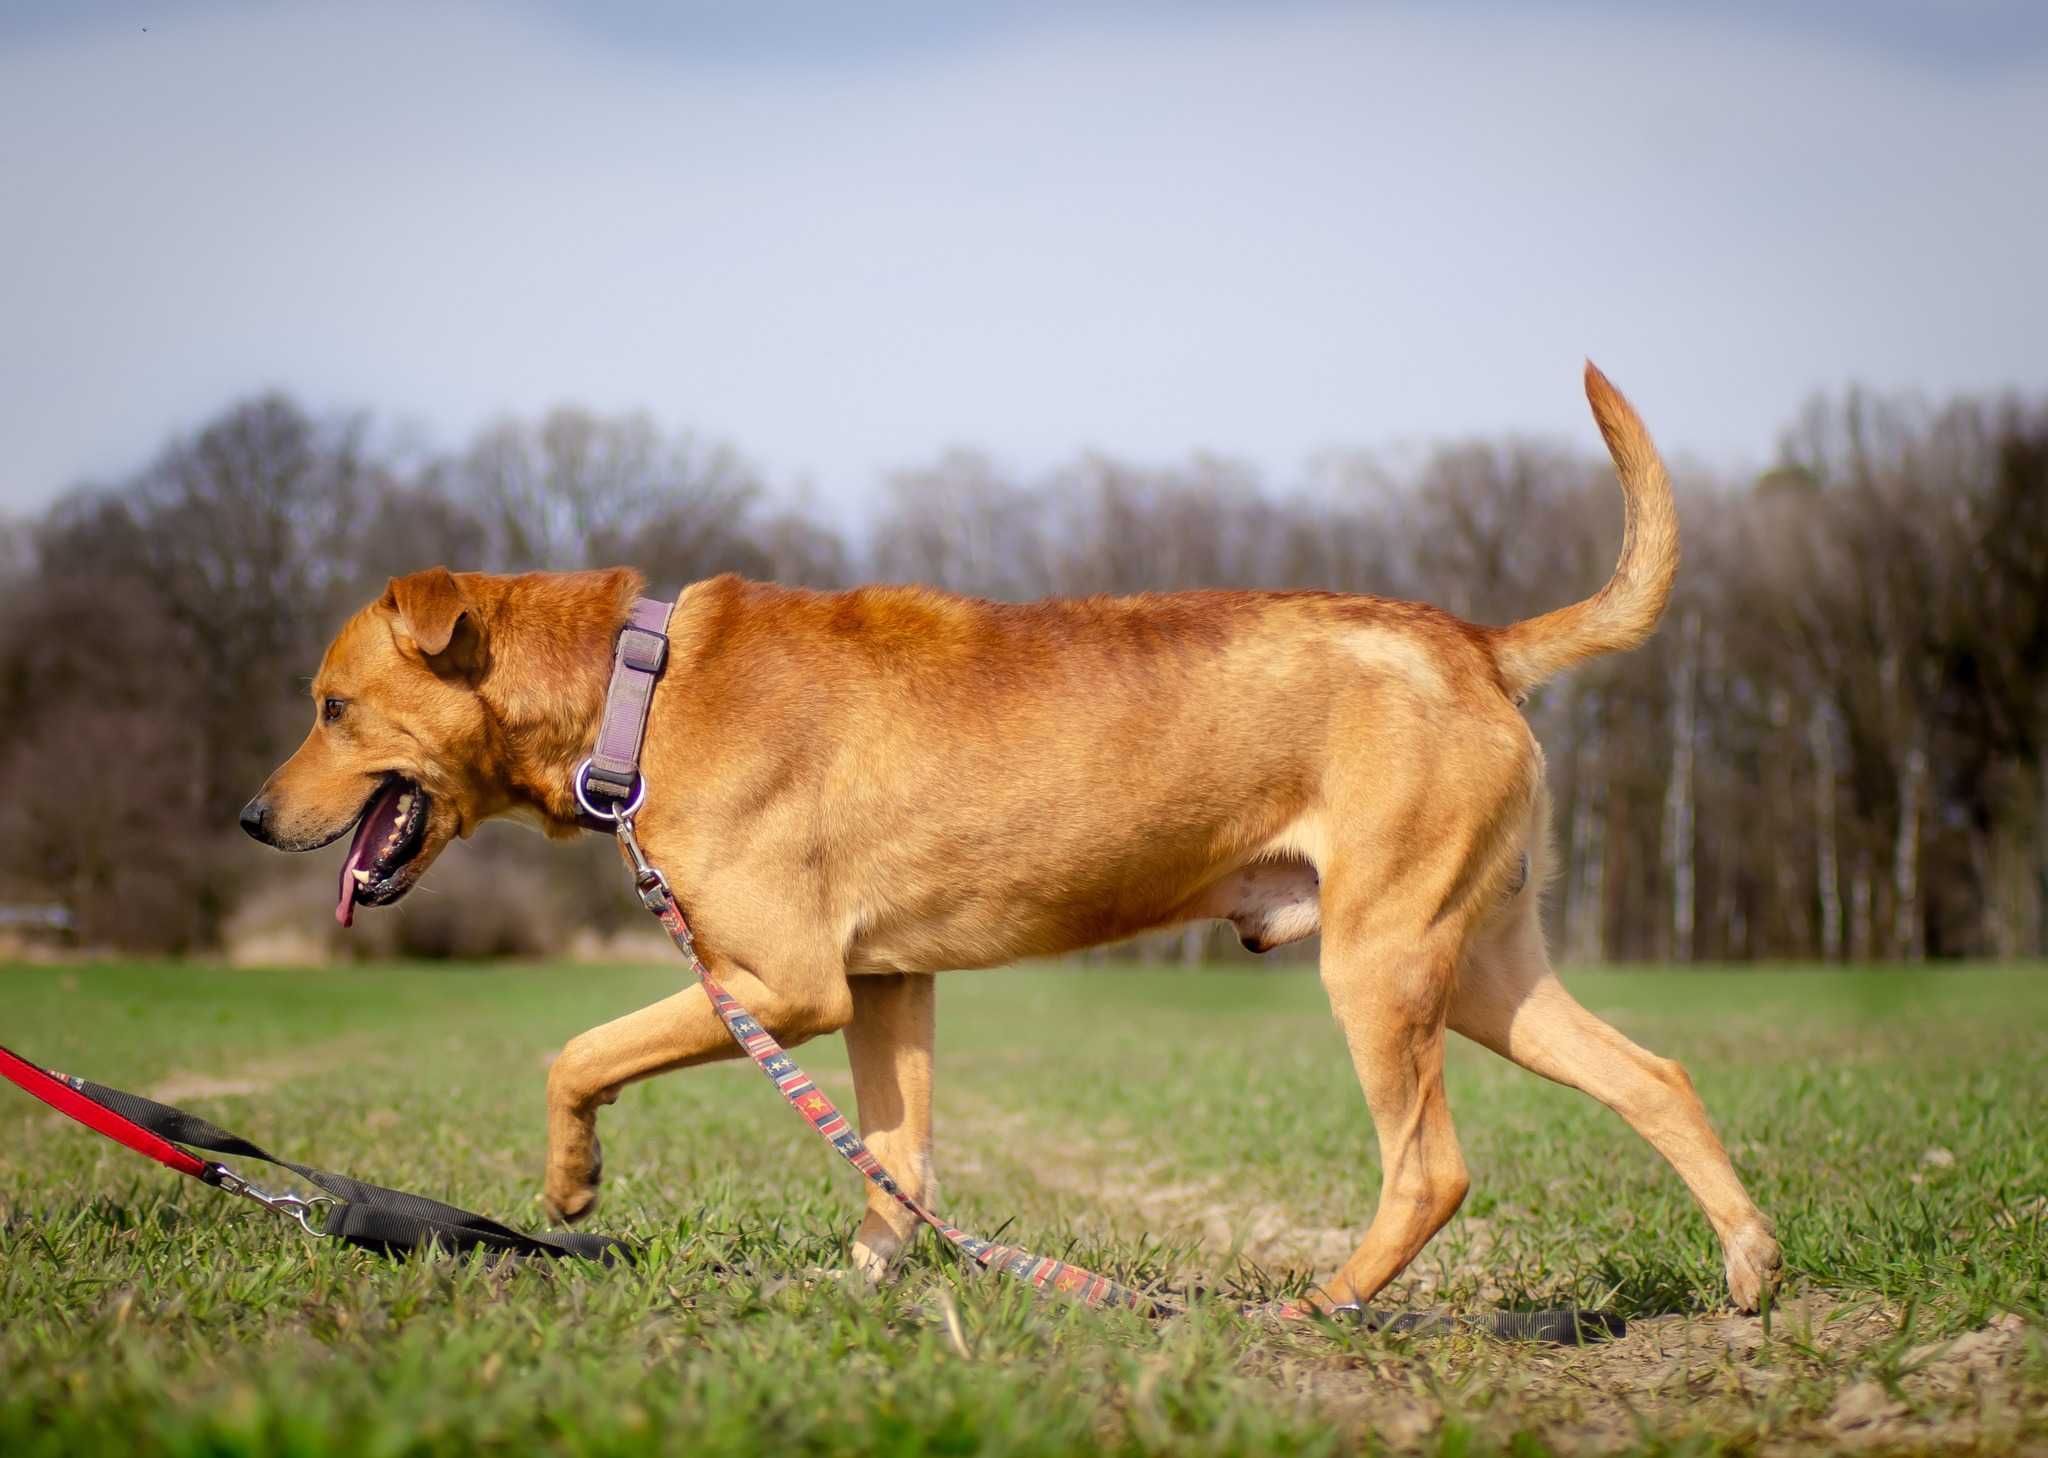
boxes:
[1,386,2042,963]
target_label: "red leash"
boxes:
[0,1046,209,1179]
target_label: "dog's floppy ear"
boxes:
[384,567,481,668]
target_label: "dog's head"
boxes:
[240,567,501,926]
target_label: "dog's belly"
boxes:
[843,849,1322,973]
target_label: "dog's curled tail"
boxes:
[1491,362,1680,696]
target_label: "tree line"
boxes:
[1,384,2042,961]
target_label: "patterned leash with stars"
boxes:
[638,876,1162,1313]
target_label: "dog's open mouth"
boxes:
[336,777,430,927]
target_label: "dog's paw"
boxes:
[1724,1221,1783,1313]
[851,1236,909,1277]
[848,1207,914,1284]
[542,1143,603,1226]
[545,1183,601,1226]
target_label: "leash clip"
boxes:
[614,812,672,913]
[209,1163,337,1238]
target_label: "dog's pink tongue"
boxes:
[335,796,386,928]
[336,841,368,927]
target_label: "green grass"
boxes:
[2,960,2044,1456]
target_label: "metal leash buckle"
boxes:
[614,811,672,913]
[210,1164,338,1237]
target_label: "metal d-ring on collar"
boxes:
[573,755,647,822]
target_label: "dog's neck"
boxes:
[472,568,648,836]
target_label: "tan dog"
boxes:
[241,364,1782,1313]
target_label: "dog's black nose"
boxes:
[238,797,271,842]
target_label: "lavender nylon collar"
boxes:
[575,595,674,831]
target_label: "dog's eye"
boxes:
[322,697,348,724]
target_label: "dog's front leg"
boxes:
[544,958,853,1224]
[843,973,936,1281]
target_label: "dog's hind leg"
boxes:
[1311,875,1474,1310]
[844,972,936,1281]
[1315,933,1470,1309]
[1306,708,1549,1312]
[1450,901,1783,1311]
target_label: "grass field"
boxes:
[2,959,2044,1456]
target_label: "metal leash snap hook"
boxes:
[573,755,646,823]
[614,812,672,912]
[270,1192,340,1237]
[211,1164,338,1238]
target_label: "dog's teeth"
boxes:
[352,868,371,885]
[397,794,412,813]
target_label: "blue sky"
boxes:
[3,1,2044,518]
